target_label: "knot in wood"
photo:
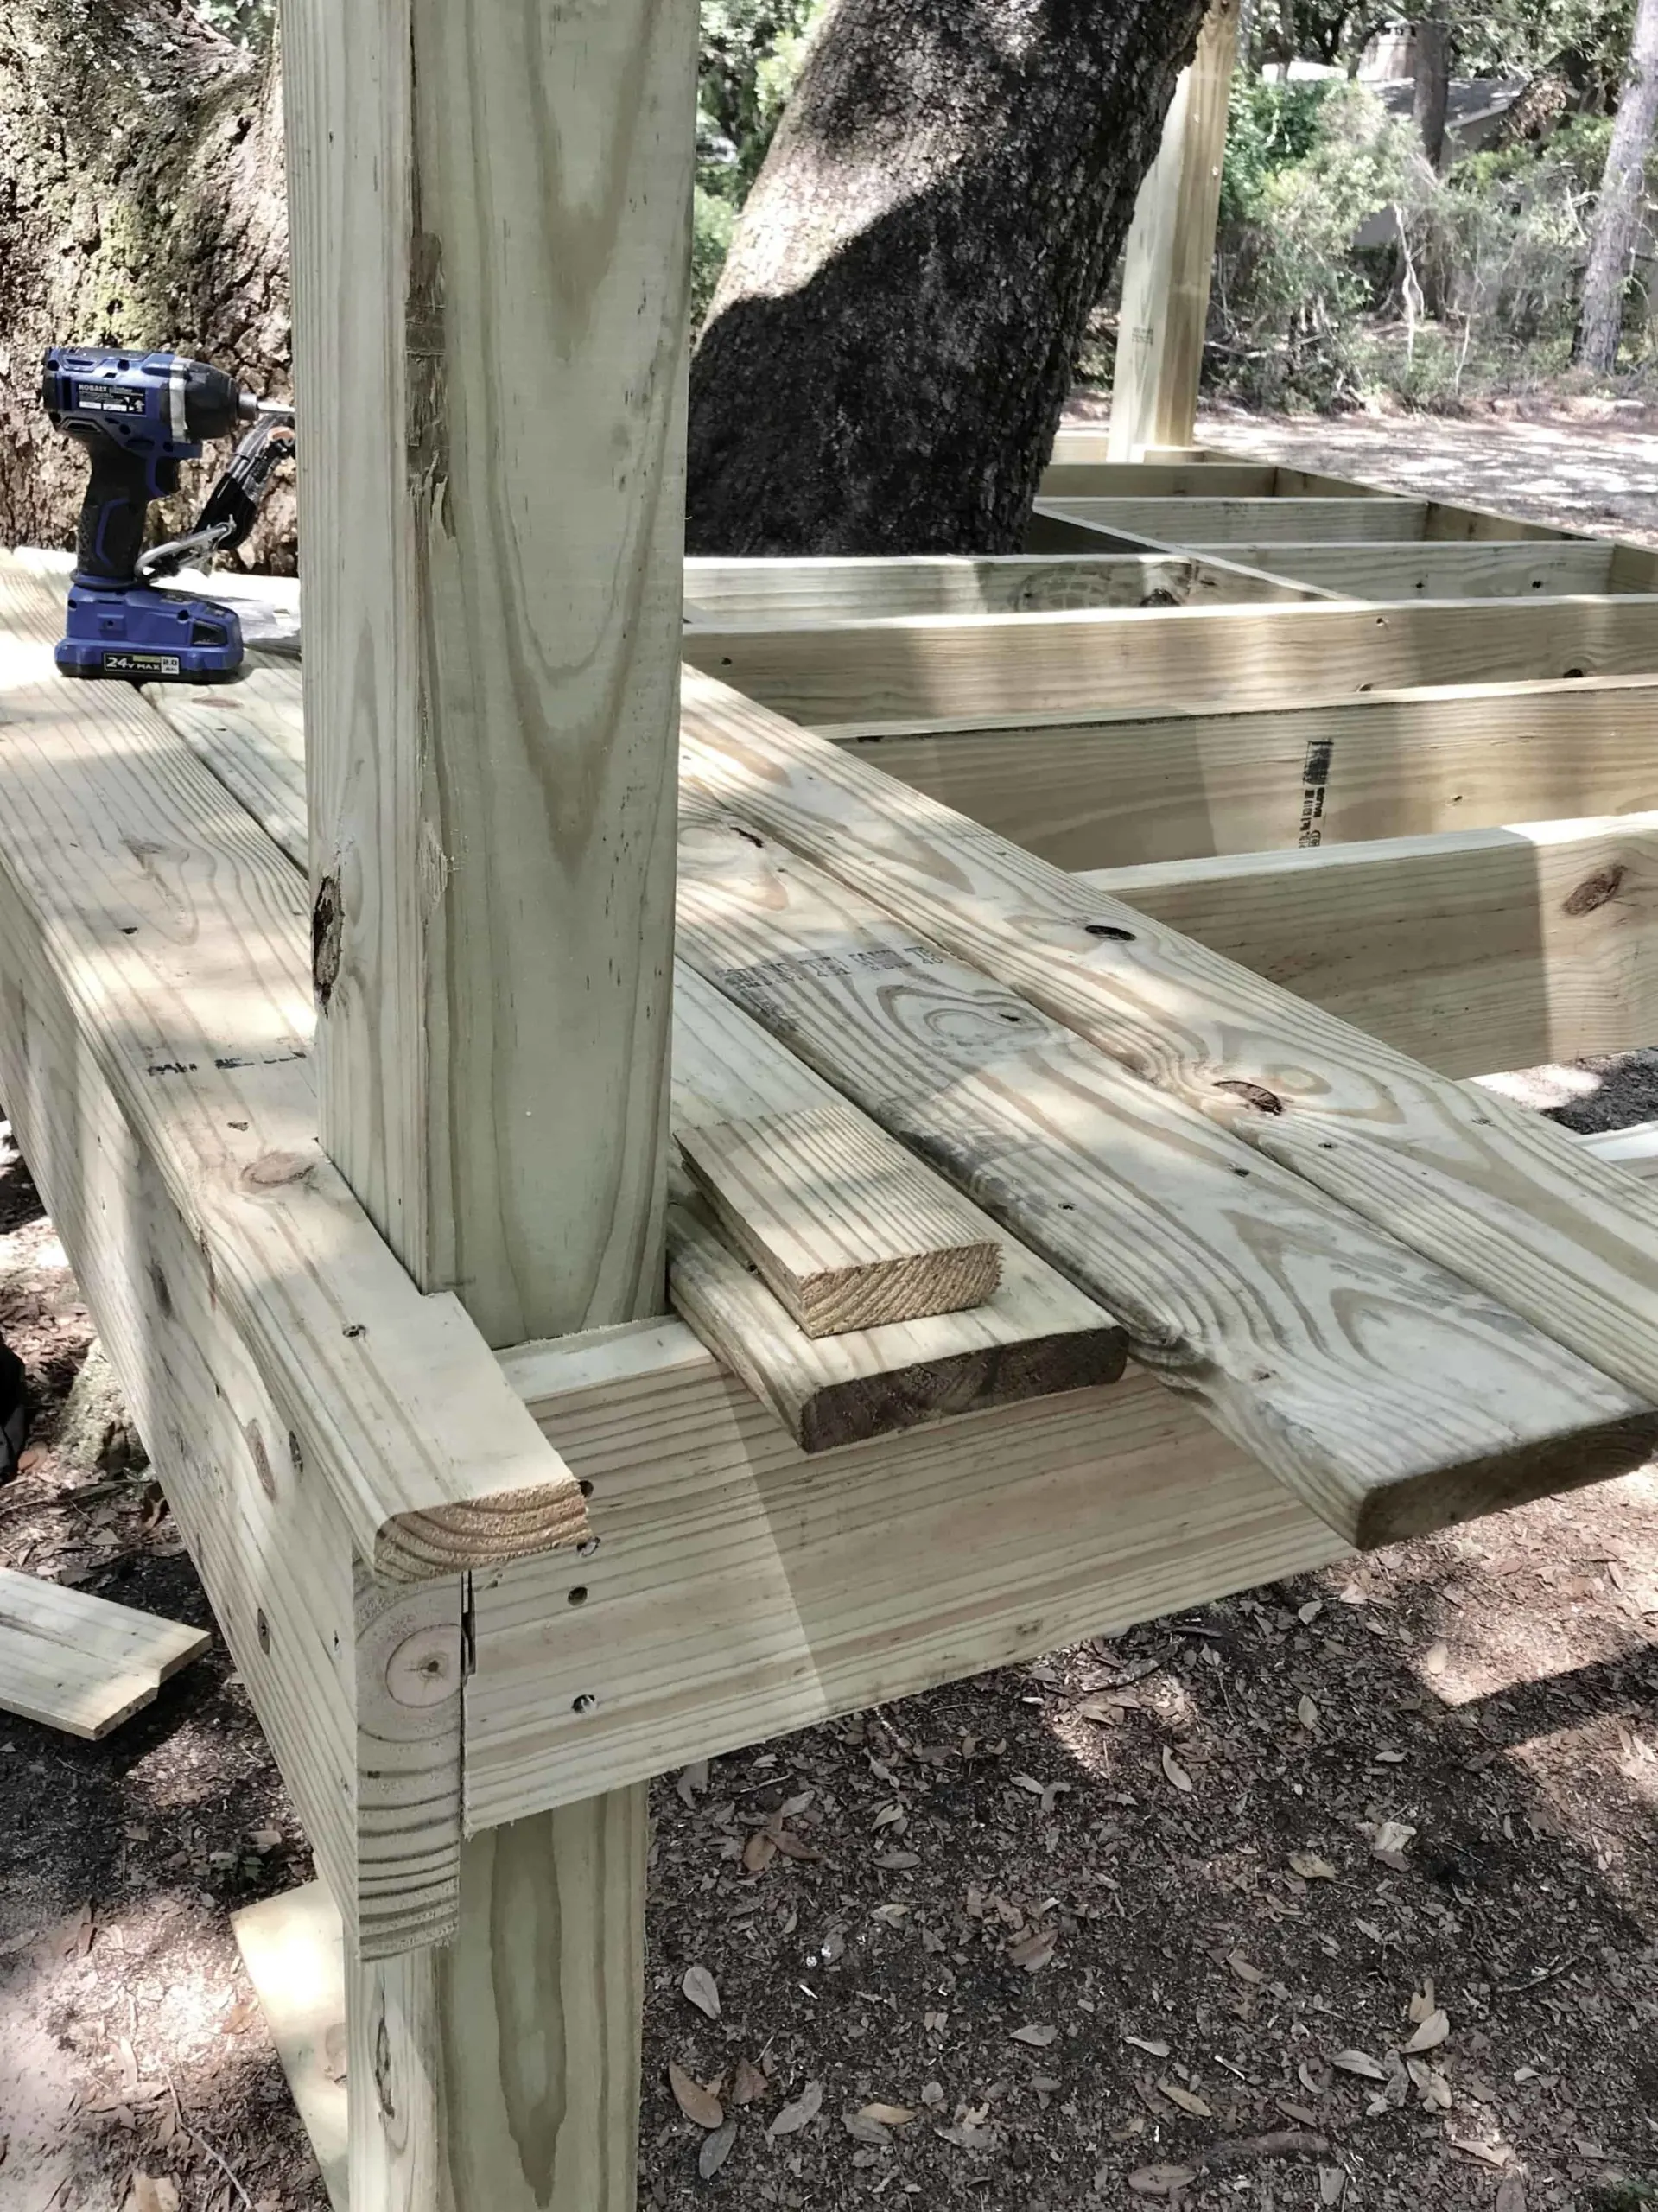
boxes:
[384,1623,463,1708]
[1213,1078,1284,1116]
[1563,865,1626,918]
[241,1149,315,1191]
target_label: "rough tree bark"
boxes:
[0,0,294,567]
[686,0,1212,556]
[1413,6,1451,172]
[1575,0,1658,373]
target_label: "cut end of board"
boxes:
[373,1477,592,1581]
[677,1103,1003,1337]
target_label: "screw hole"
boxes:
[577,1536,600,1558]
[257,1608,270,1654]
[568,1586,588,1606]
[1084,923,1136,942]
[1232,1167,1250,1178]
[572,1693,598,1715]
[578,1478,594,1497]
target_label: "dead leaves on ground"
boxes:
[681,1962,720,2019]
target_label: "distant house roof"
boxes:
[1375,76,1527,148]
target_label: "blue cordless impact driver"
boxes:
[41,346,295,682]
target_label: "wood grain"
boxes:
[0,563,586,1582]
[1107,0,1241,460]
[677,1103,1001,1335]
[1085,813,1658,1077]
[1038,495,1428,543]
[233,1885,349,2211]
[1213,539,1620,601]
[679,669,1658,1441]
[685,550,1312,619]
[816,676,1658,870]
[674,803,1656,1547]
[683,594,1658,726]
[283,0,693,1349]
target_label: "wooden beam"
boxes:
[684,594,1658,726]
[685,550,1314,619]
[1212,540,1620,600]
[283,0,689,1352]
[0,1570,210,1739]
[674,802,1654,1548]
[1107,0,1241,460]
[1038,494,1428,543]
[677,1103,1001,1335]
[1084,814,1658,1077]
[1040,461,1276,499]
[816,676,1658,870]
[280,2,693,2205]
[677,669,1658,1434]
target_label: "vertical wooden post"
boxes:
[279,0,696,2202]
[1107,0,1241,461]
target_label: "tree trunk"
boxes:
[0,0,294,569]
[1413,7,1451,171]
[686,0,1211,556]
[1575,0,1658,373]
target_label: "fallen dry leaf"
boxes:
[858,2101,917,2126]
[1402,2007,1450,2054]
[1011,2024,1058,2047]
[843,2110,892,2145]
[124,2182,180,2212]
[698,2119,737,2179]
[668,2062,724,2131]
[721,2059,760,2109]
[1319,2167,1347,2206]
[1298,1694,1320,1732]
[1449,2136,1514,2169]
[1073,1692,1132,1724]
[1331,2050,1388,2081]
[1161,1745,1193,1793]
[1494,2181,1527,2212]
[1124,2033,1172,2058]
[1421,1641,1450,1676]
[681,1963,721,2019]
[1128,2164,1197,2197]
[1159,2078,1213,2118]
[1009,1926,1058,1971]
[1227,1951,1264,1986]
[769,2079,823,2138]
[1289,1851,1337,1881]
[742,1829,777,1875]
[1406,2058,1452,2110]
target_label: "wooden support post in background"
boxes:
[1107,0,1241,461]
[279,0,697,2202]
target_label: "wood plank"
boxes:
[678,668,1658,1446]
[1041,461,1275,499]
[1212,539,1620,601]
[674,802,1655,1548]
[684,595,1658,726]
[233,1885,349,2212]
[685,550,1313,620]
[284,0,689,1352]
[471,1063,1658,1818]
[677,1103,1001,1335]
[816,677,1658,869]
[0,1624,165,1740]
[0,854,453,1953]
[0,563,585,1583]
[0,1566,209,1684]
[1083,814,1658,1077]
[1037,495,1427,543]
[1106,0,1240,460]
[144,683,1128,1452]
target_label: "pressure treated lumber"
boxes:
[0,564,585,1583]
[685,594,1658,726]
[1084,813,1658,1078]
[817,676,1658,869]
[679,668,1658,1432]
[1037,495,1428,543]
[675,802,1656,1547]
[0,1565,210,1739]
[0,826,456,1954]
[1212,539,1620,601]
[283,0,690,1351]
[1107,0,1240,461]
[1042,461,1276,499]
[684,550,1313,620]
[234,1885,349,2212]
[677,1103,1001,1335]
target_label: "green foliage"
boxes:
[1218,78,1336,227]
[692,185,739,328]
[694,0,827,326]
[192,0,276,46]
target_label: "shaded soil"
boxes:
[3,412,1658,2212]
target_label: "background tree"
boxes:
[1414,4,1453,167]
[687,0,1214,556]
[1574,0,1658,363]
[0,0,293,563]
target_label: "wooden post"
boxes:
[1107,0,1241,462]
[278,0,696,2203]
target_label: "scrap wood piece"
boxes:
[232,1883,346,2212]
[0,1567,210,1739]
[677,668,1658,1431]
[677,1101,1001,1336]
[673,802,1658,1549]
[670,962,1124,1444]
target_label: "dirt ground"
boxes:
[3,411,1658,2212]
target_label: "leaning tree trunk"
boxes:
[1575,0,1658,374]
[0,0,294,568]
[687,0,1212,556]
